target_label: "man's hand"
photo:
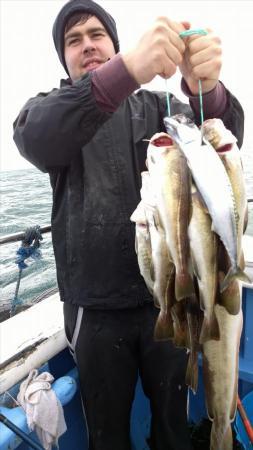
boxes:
[179,29,222,95]
[122,17,190,85]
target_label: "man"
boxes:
[13,1,244,449]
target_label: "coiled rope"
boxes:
[10,225,43,317]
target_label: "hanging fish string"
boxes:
[165,28,208,138]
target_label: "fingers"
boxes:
[178,28,223,94]
[123,17,188,84]
[153,17,186,65]
[185,30,222,77]
[123,18,222,87]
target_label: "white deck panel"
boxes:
[0,293,67,394]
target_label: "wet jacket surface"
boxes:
[13,74,244,309]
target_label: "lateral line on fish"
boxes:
[177,162,183,265]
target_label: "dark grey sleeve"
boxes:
[13,74,111,172]
[219,88,244,149]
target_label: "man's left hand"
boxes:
[179,29,222,95]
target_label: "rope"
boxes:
[165,28,208,127]
[10,225,43,317]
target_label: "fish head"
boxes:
[163,114,200,145]
[146,132,176,166]
[202,118,237,153]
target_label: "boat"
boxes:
[0,203,253,450]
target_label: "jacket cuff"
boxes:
[91,54,140,112]
[181,78,227,119]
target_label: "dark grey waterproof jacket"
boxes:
[13,74,244,309]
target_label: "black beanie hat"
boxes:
[52,0,119,75]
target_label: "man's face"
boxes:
[64,16,116,81]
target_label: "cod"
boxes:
[202,118,251,302]
[146,132,194,302]
[131,171,174,341]
[202,303,243,450]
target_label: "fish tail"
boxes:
[220,266,252,292]
[199,312,220,345]
[154,311,174,341]
[175,273,195,301]
[185,351,198,393]
[210,422,233,450]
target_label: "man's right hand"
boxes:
[122,17,190,84]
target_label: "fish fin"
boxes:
[175,273,195,301]
[145,283,154,296]
[153,213,159,230]
[150,261,155,282]
[198,289,205,312]
[199,316,220,345]
[192,190,209,214]
[210,422,233,450]
[153,292,160,309]
[218,273,241,315]
[173,330,188,348]
[154,311,174,341]
[191,254,201,280]
[239,250,245,271]
[135,236,138,255]
[171,307,188,347]
[185,351,198,393]
[220,266,252,292]
[243,205,248,233]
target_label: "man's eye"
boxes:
[68,38,79,45]
[92,32,103,38]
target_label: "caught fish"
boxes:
[146,132,194,301]
[140,171,174,341]
[164,114,250,291]
[188,183,219,344]
[202,304,243,450]
[130,199,154,295]
[171,295,202,393]
[202,118,251,291]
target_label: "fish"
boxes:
[184,295,203,394]
[130,199,154,295]
[202,304,243,450]
[202,118,251,291]
[146,132,194,301]
[140,171,174,341]
[164,114,250,291]
[188,182,220,344]
[171,295,202,393]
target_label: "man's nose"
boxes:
[82,36,96,53]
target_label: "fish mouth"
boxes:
[216,143,233,153]
[151,133,174,147]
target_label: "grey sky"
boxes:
[1,0,252,171]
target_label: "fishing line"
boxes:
[165,79,171,116]
[165,28,208,129]
[179,28,208,128]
